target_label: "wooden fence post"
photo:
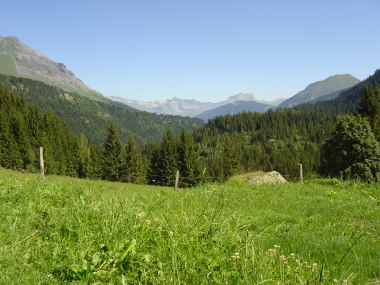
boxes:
[298,163,303,182]
[174,170,179,191]
[39,147,45,179]
[202,167,207,183]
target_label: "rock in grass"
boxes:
[247,171,287,184]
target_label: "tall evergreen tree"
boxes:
[147,144,162,185]
[358,85,380,141]
[178,129,200,187]
[78,133,93,178]
[158,129,178,186]
[101,123,123,181]
[222,134,238,180]
[122,132,144,184]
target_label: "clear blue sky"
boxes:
[1,0,379,102]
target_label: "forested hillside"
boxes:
[196,100,271,121]
[0,74,204,144]
[193,109,337,180]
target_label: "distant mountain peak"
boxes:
[226,93,255,102]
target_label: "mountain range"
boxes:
[108,93,282,118]
[108,75,361,119]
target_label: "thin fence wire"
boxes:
[37,159,301,183]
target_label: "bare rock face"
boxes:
[247,171,287,184]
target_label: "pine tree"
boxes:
[358,85,380,141]
[101,123,123,181]
[147,144,162,185]
[122,132,144,184]
[78,133,93,178]
[178,129,200,187]
[222,134,238,180]
[158,129,178,186]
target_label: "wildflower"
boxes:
[232,252,240,260]
[267,249,276,255]
[137,212,145,218]
[145,219,151,225]
[169,231,174,236]
[312,263,318,271]
[280,255,286,261]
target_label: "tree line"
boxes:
[1,77,379,185]
[0,83,207,186]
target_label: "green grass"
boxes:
[0,168,379,284]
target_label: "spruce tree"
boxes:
[78,133,93,178]
[178,129,200,187]
[147,144,162,185]
[101,123,123,181]
[122,132,144,184]
[159,129,178,186]
[358,85,380,141]
[222,134,238,180]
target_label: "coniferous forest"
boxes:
[0,70,379,185]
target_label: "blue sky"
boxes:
[1,0,379,102]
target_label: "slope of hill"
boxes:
[307,89,343,103]
[295,69,380,114]
[0,74,204,144]
[278,74,360,108]
[196,100,271,121]
[0,36,103,100]
[108,93,282,117]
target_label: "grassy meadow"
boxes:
[0,168,379,284]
